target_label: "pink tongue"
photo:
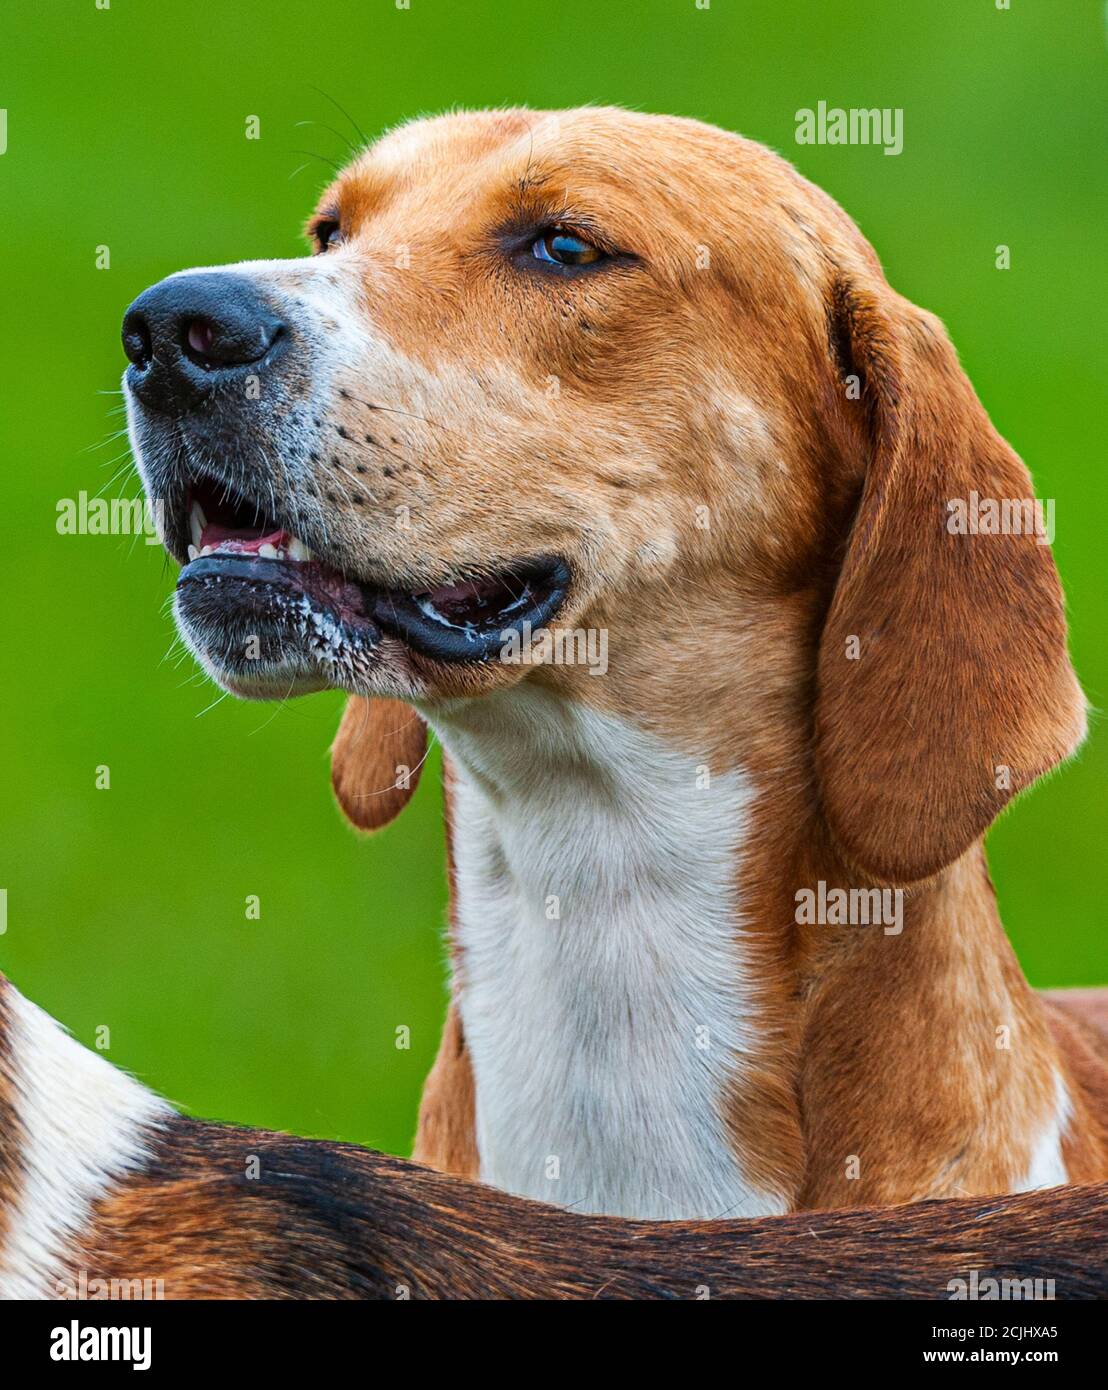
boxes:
[199,523,290,553]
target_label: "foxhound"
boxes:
[109,106,1108,1224]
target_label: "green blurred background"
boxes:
[0,1,1104,1154]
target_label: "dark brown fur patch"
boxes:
[71,1116,1108,1299]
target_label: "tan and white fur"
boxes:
[5,108,1103,1296]
[263,108,1104,1217]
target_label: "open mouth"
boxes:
[176,476,571,668]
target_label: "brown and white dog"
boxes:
[4,967,1107,1298]
[109,106,1105,1226]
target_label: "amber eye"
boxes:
[314,219,343,252]
[531,227,604,268]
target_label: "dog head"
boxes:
[125,107,1084,872]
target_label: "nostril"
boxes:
[181,313,283,369]
[186,318,216,363]
[121,313,153,370]
[123,274,289,405]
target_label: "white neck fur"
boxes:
[421,683,788,1220]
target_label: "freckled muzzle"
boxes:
[125,265,573,691]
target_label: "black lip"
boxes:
[375,557,571,662]
[175,553,382,677]
[176,553,571,665]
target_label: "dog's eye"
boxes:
[314,220,344,253]
[531,228,605,268]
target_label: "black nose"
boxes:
[122,272,288,414]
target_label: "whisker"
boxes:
[82,430,130,455]
[247,673,302,736]
[194,689,231,718]
[294,118,359,157]
[340,390,453,432]
[308,85,369,150]
[92,457,140,499]
[326,458,380,504]
[290,148,346,176]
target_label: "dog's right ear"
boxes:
[331,697,428,832]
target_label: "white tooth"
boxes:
[258,543,279,559]
[189,501,206,550]
[200,545,214,557]
[287,537,312,562]
[188,544,199,561]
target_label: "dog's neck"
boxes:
[421,658,1072,1218]
[423,680,788,1219]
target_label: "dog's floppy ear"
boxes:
[331,697,428,831]
[815,273,1085,884]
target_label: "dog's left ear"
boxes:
[331,697,428,831]
[815,271,1086,884]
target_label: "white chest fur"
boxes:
[424,687,787,1220]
